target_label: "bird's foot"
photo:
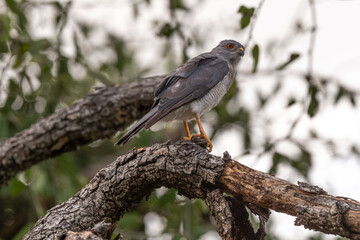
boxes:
[183,134,213,152]
[191,134,204,138]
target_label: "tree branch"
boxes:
[2,72,360,239]
[24,141,360,240]
[220,159,360,239]
[0,76,164,186]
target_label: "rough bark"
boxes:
[2,74,360,239]
[0,76,164,186]
[220,159,360,239]
[205,189,268,240]
[24,141,360,240]
[24,141,226,240]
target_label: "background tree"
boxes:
[0,0,359,239]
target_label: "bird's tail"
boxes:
[115,106,159,146]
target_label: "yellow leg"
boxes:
[183,121,192,140]
[195,114,213,152]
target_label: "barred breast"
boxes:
[190,72,234,116]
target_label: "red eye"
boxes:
[227,43,234,49]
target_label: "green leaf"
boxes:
[170,0,188,11]
[307,84,319,117]
[7,178,26,196]
[118,212,143,230]
[29,39,51,55]
[351,145,360,155]
[269,152,289,175]
[269,150,312,178]
[172,235,182,240]
[108,34,133,74]
[287,98,297,107]
[157,23,176,38]
[73,33,83,62]
[251,44,259,73]
[5,0,28,32]
[79,23,91,38]
[335,86,346,104]
[238,5,255,29]
[349,93,356,107]
[0,112,10,138]
[292,148,312,178]
[0,14,11,53]
[244,130,251,150]
[11,40,26,68]
[276,53,300,70]
[157,188,177,206]
[334,86,356,106]
[257,91,267,107]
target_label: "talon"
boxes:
[193,134,212,152]
[207,141,213,152]
[182,117,213,152]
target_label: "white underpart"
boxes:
[190,73,234,116]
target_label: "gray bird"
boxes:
[115,39,245,152]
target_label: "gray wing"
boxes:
[145,52,230,128]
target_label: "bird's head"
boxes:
[211,40,245,65]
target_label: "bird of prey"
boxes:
[115,39,245,152]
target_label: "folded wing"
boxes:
[115,53,229,145]
[145,53,230,127]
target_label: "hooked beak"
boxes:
[237,47,245,56]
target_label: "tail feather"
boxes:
[115,106,159,145]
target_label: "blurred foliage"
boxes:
[238,5,255,29]
[251,44,260,73]
[0,0,359,240]
[114,189,214,239]
[0,0,135,238]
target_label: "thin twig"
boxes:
[244,0,266,48]
[307,0,317,79]
[239,0,318,161]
